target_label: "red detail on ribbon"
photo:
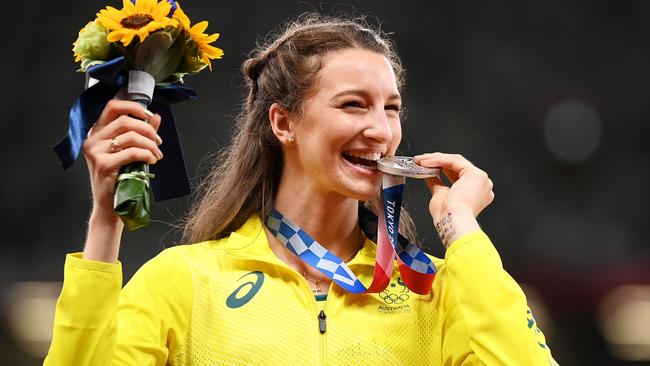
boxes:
[362,205,395,293]
[363,195,437,295]
[398,262,435,295]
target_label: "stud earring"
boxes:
[286,136,295,145]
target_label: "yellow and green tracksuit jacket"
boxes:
[44,216,557,365]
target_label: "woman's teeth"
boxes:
[346,151,382,161]
[342,152,381,170]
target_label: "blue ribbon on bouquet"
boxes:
[53,56,197,201]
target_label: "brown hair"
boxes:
[183,13,417,243]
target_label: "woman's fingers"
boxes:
[442,169,459,184]
[109,146,160,167]
[415,153,473,174]
[93,147,160,175]
[90,99,161,136]
[88,131,163,160]
[417,152,495,221]
[92,115,162,146]
[84,116,162,169]
[424,176,448,195]
[147,110,161,132]
[417,152,484,183]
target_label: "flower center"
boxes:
[120,14,154,29]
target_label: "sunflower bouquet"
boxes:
[58,0,223,231]
[74,0,223,77]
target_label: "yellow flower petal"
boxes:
[137,28,150,42]
[103,6,123,21]
[98,16,123,30]
[106,30,125,43]
[201,56,212,71]
[135,0,148,14]
[203,33,220,43]
[146,0,159,14]
[145,20,164,33]
[121,32,136,46]
[153,1,172,18]
[172,6,191,29]
[122,0,136,14]
[191,21,209,34]
[202,45,224,58]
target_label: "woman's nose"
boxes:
[363,109,394,144]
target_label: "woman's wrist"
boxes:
[434,207,480,249]
[83,208,124,263]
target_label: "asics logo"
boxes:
[226,271,265,308]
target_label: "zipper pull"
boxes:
[318,310,327,334]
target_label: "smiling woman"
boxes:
[45,11,557,366]
[273,48,402,204]
[183,15,411,245]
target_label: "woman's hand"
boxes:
[414,153,495,248]
[82,100,163,262]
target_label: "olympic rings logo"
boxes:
[379,291,410,304]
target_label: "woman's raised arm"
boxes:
[81,99,163,262]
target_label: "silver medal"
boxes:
[377,156,440,179]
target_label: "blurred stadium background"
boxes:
[1,0,649,364]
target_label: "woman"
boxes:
[45,14,557,365]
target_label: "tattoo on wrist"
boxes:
[435,212,456,249]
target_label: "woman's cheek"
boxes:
[391,124,402,152]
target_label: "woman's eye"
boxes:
[342,101,365,109]
[385,104,401,113]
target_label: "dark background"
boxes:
[2,0,649,364]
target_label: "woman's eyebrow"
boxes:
[331,89,401,101]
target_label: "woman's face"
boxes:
[290,48,402,201]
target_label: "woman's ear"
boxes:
[269,103,295,146]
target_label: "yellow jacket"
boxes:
[45,216,557,365]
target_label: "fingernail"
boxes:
[156,134,163,145]
[157,150,164,159]
[144,109,154,118]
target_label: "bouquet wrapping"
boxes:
[54,0,223,231]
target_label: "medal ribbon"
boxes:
[266,174,437,295]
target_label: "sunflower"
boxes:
[97,0,174,47]
[173,5,224,70]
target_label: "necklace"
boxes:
[283,241,361,295]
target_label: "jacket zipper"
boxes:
[317,301,328,366]
[318,310,327,334]
[314,281,331,366]
[260,254,330,364]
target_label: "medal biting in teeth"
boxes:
[377,156,440,178]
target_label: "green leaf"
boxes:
[80,59,105,72]
[111,42,135,69]
[134,28,184,83]
[114,161,153,231]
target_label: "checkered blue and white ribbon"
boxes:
[266,174,437,295]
